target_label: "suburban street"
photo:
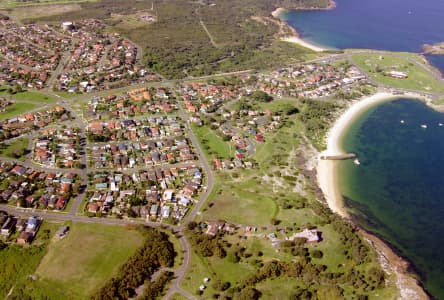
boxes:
[0,48,443,299]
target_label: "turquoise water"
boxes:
[339,98,444,299]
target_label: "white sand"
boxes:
[271,7,286,18]
[281,36,326,52]
[317,92,397,217]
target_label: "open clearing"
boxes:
[203,174,278,226]
[35,223,143,299]
[192,124,233,160]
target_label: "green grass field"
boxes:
[0,137,29,161]
[191,124,233,160]
[203,175,278,226]
[34,223,143,299]
[352,53,444,93]
[0,102,37,121]
[12,91,58,103]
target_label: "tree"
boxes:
[251,90,273,103]
[236,287,261,300]
[212,280,231,291]
[311,249,323,259]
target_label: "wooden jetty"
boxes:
[320,153,357,160]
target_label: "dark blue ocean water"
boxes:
[427,54,444,75]
[282,0,444,73]
[283,0,444,52]
[339,98,444,299]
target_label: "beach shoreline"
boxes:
[271,7,330,52]
[316,91,430,299]
[316,92,396,217]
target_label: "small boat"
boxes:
[400,120,405,124]
[439,123,443,127]
[421,124,427,129]
[353,159,361,165]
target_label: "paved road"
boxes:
[0,155,84,175]
[2,48,444,299]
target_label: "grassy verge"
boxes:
[0,87,58,103]
[0,102,37,120]
[12,91,58,103]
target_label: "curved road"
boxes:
[2,49,444,299]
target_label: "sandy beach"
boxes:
[271,8,327,52]
[317,92,396,217]
[281,36,326,52]
[316,91,430,299]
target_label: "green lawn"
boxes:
[352,53,444,93]
[34,223,143,299]
[0,87,58,103]
[12,91,58,103]
[0,102,37,121]
[192,124,233,160]
[203,176,278,226]
[0,137,29,161]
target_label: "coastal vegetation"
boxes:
[299,98,344,150]
[24,0,326,79]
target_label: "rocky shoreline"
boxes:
[423,42,444,55]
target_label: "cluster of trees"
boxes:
[138,271,174,300]
[251,91,273,103]
[233,258,381,299]
[331,218,371,265]
[92,228,175,299]
[299,98,343,149]
[186,224,228,258]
